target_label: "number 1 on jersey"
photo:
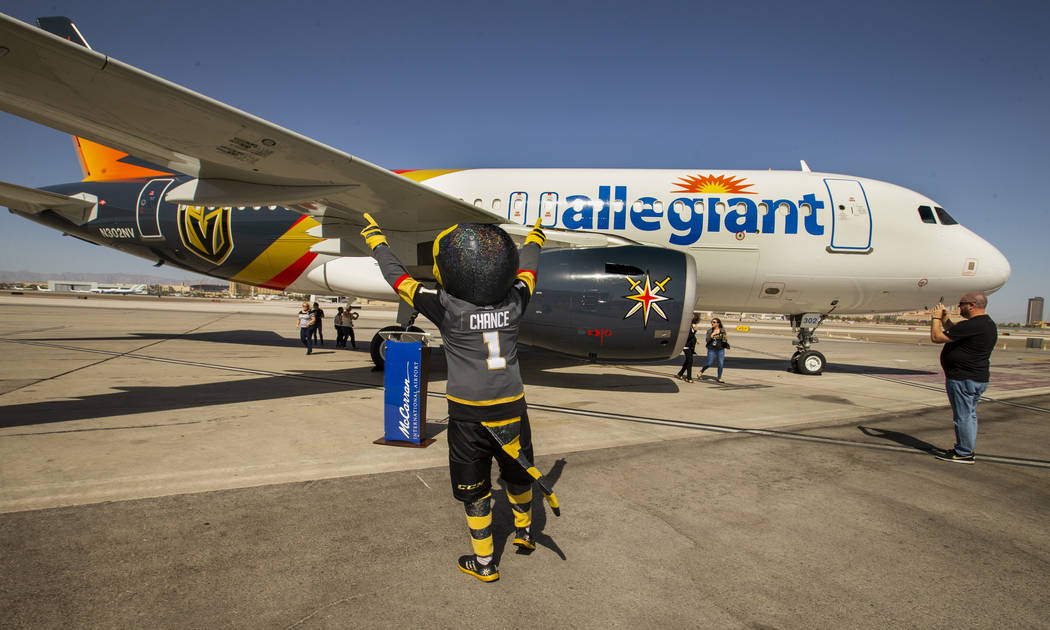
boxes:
[483,331,506,369]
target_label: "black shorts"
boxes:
[448,413,534,503]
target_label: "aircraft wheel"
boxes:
[790,351,802,372]
[369,325,426,371]
[370,325,404,371]
[796,350,826,375]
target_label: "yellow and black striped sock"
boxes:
[464,493,494,559]
[506,484,532,531]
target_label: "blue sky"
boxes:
[1,0,1047,322]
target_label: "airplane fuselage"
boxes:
[22,168,1009,316]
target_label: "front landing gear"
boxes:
[789,313,827,375]
[793,349,826,375]
[370,303,424,370]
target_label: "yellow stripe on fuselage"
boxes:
[231,216,322,286]
[397,169,463,182]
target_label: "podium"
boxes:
[374,330,436,448]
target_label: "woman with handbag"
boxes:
[699,317,729,383]
[676,314,701,383]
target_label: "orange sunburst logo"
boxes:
[672,174,754,195]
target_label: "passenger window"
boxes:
[935,207,958,225]
[492,199,502,211]
[918,205,936,224]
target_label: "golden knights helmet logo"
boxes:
[623,274,671,327]
[177,205,233,265]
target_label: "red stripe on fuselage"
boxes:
[260,252,318,290]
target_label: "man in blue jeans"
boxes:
[296,301,316,355]
[929,292,997,464]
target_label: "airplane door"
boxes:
[136,178,174,239]
[509,192,528,224]
[539,192,558,228]
[824,178,872,252]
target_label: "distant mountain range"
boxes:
[0,270,221,286]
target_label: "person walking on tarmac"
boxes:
[698,317,730,383]
[295,301,316,354]
[361,214,554,583]
[345,307,358,349]
[334,306,348,348]
[310,302,325,346]
[676,313,701,383]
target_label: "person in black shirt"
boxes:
[310,302,325,346]
[676,314,701,383]
[698,317,730,383]
[929,292,997,464]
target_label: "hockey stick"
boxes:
[482,418,561,516]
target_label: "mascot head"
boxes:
[432,223,518,306]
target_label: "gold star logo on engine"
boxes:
[623,275,671,327]
[177,205,233,265]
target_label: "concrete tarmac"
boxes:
[1,295,1049,628]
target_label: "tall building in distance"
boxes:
[1027,297,1044,325]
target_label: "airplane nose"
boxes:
[981,241,1011,294]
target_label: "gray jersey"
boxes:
[373,241,540,422]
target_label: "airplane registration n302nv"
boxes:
[0,14,1010,374]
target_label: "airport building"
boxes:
[1028,297,1045,326]
[47,280,96,293]
[229,282,285,298]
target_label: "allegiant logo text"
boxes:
[530,185,826,246]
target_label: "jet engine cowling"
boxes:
[521,246,697,361]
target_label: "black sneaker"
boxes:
[513,528,536,553]
[935,449,975,464]
[458,555,499,582]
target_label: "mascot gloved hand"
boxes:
[360,213,387,250]
[525,217,546,247]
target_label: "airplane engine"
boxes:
[521,246,697,361]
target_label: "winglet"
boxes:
[36,16,91,49]
[800,160,811,173]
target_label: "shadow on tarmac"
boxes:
[858,425,941,454]
[0,368,379,429]
[44,330,299,347]
[36,331,936,381]
[491,458,567,562]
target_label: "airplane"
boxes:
[91,284,147,295]
[0,14,1011,375]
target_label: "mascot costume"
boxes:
[362,214,558,582]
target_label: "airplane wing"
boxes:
[0,180,97,224]
[0,13,497,237]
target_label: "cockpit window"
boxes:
[934,207,958,225]
[917,205,936,224]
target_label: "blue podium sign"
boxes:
[383,340,424,444]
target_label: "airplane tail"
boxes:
[36,17,176,183]
[72,137,176,182]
